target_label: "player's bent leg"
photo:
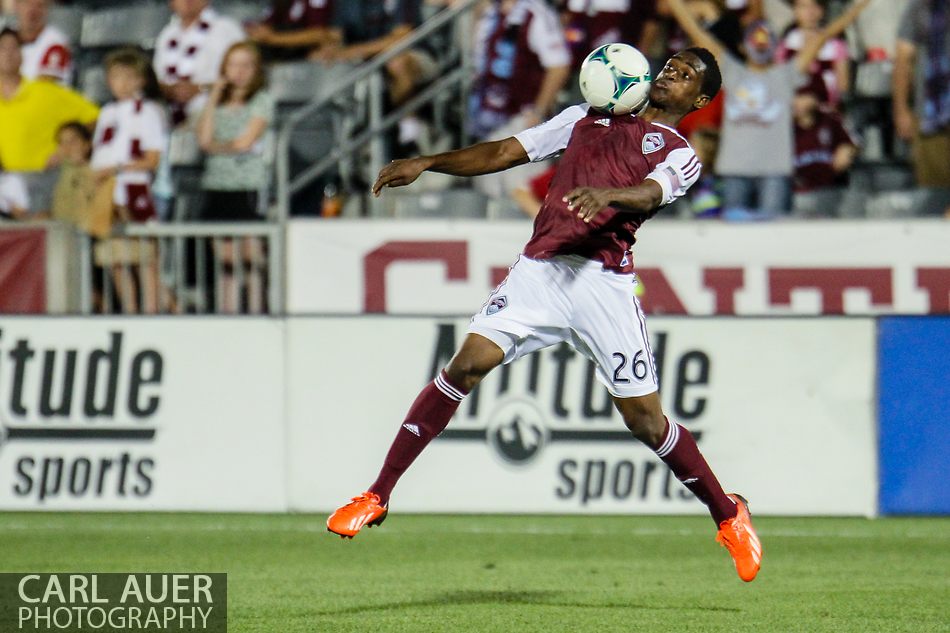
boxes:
[613,393,762,581]
[327,334,504,539]
[612,391,667,447]
[444,333,506,392]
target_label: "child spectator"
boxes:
[793,87,858,190]
[91,48,168,314]
[777,0,852,108]
[792,87,857,215]
[50,121,110,234]
[196,41,273,313]
[197,41,273,220]
[246,0,339,61]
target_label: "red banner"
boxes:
[0,229,46,313]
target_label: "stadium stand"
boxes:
[0,0,947,315]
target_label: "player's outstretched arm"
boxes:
[565,180,664,223]
[372,138,530,196]
[795,0,870,74]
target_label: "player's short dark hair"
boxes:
[684,46,722,100]
[0,27,22,45]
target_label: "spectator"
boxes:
[666,0,869,218]
[776,0,852,108]
[792,87,857,216]
[15,0,72,83]
[196,41,273,313]
[197,41,272,221]
[469,0,571,199]
[246,0,339,61]
[153,0,244,124]
[318,0,437,108]
[50,121,107,234]
[893,0,950,212]
[91,48,168,314]
[317,0,440,155]
[0,27,97,172]
[0,162,29,219]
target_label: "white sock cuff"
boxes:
[655,419,681,458]
[434,371,465,402]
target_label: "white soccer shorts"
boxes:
[468,255,659,398]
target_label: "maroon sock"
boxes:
[655,417,737,525]
[369,370,467,506]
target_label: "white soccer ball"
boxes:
[579,43,652,116]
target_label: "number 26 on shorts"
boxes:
[612,350,648,384]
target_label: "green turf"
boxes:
[1,513,947,632]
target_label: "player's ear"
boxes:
[692,94,711,111]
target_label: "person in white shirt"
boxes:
[92,48,169,314]
[0,166,29,218]
[153,0,244,124]
[14,0,72,83]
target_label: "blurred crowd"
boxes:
[0,0,947,311]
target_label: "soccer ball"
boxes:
[579,43,652,116]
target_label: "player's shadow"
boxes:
[315,590,739,616]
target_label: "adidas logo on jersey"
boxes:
[595,118,611,127]
[403,423,421,436]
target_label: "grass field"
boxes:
[2,512,947,632]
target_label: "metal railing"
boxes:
[276,0,481,219]
[77,223,282,315]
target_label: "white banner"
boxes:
[0,318,286,511]
[287,317,877,516]
[286,219,950,316]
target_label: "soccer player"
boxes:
[327,46,763,582]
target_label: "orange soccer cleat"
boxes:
[716,493,762,582]
[326,492,388,539]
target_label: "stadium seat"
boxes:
[49,5,84,44]
[392,189,489,219]
[80,4,170,49]
[219,1,266,25]
[268,62,358,105]
[487,198,527,220]
[865,190,926,219]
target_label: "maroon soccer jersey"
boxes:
[515,105,701,273]
[793,108,856,192]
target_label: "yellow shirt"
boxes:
[0,78,99,171]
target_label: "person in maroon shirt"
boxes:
[328,46,763,583]
[245,0,339,61]
[792,86,857,215]
[793,88,856,192]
